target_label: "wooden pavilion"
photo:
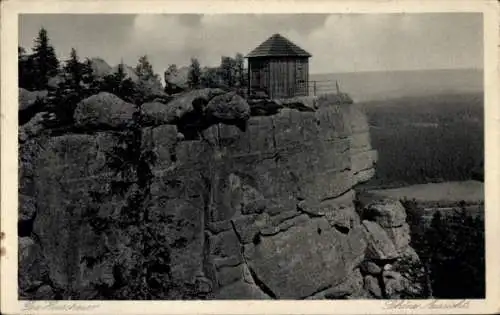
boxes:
[246,33,312,99]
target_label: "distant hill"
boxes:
[310,68,483,102]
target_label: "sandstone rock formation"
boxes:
[18,90,421,300]
[73,92,137,129]
[164,66,190,94]
[89,58,113,78]
[356,197,424,298]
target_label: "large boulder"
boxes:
[362,199,407,228]
[89,57,112,77]
[165,88,226,124]
[205,92,251,125]
[73,92,137,129]
[164,66,189,92]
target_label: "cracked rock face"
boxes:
[244,217,350,299]
[18,90,420,300]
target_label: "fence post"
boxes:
[313,81,317,96]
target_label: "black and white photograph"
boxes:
[2,0,500,313]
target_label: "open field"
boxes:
[367,180,484,206]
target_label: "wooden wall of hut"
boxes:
[248,57,309,99]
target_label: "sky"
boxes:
[18,13,483,76]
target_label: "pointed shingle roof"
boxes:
[246,33,311,58]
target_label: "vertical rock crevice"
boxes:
[229,220,277,299]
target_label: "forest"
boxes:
[402,199,485,299]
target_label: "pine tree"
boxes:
[219,56,235,88]
[115,62,126,82]
[425,208,485,299]
[63,48,83,94]
[31,27,60,90]
[187,58,201,89]
[135,55,162,102]
[81,58,100,96]
[100,61,139,104]
[135,55,157,81]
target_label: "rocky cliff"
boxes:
[18,89,422,300]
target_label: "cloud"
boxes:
[19,13,483,78]
[300,13,483,73]
[126,13,482,76]
[127,14,329,74]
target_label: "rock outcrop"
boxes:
[18,90,421,300]
[89,58,113,78]
[73,92,137,129]
[356,197,424,298]
[164,66,190,94]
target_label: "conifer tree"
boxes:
[135,55,162,102]
[187,58,201,89]
[81,58,100,96]
[64,48,83,94]
[31,27,60,89]
[219,56,234,88]
[135,55,157,81]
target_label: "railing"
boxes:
[243,79,344,98]
[308,80,342,96]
